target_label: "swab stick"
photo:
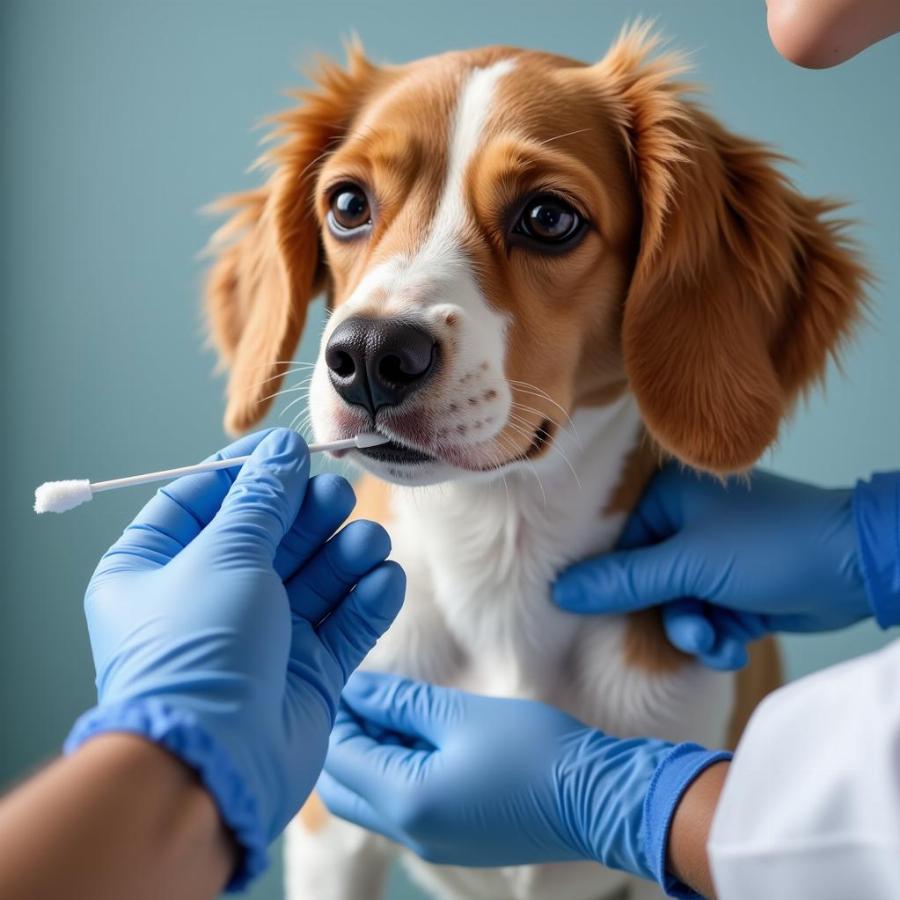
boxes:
[34,433,388,514]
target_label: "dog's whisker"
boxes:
[504,415,582,491]
[258,378,314,405]
[493,427,548,505]
[507,381,577,431]
[536,127,592,146]
[241,360,317,380]
[509,402,566,435]
[280,392,312,419]
[244,369,315,394]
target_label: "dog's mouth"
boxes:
[354,417,555,471]
[357,440,438,465]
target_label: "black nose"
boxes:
[325,317,438,417]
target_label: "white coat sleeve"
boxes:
[708,638,900,899]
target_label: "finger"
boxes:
[711,608,769,644]
[324,701,432,801]
[97,430,272,572]
[274,474,356,581]
[552,539,691,614]
[203,428,310,562]
[697,639,749,671]
[317,561,406,679]
[695,612,751,671]
[286,519,392,624]
[339,671,459,746]
[662,599,716,656]
[317,772,407,845]
[615,462,685,549]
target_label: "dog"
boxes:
[204,24,867,900]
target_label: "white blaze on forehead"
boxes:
[416,57,517,268]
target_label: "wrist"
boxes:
[65,698,268,890]
[853,472,900,628]
[0,732,237,900]
[666,760,729,900]
[78,735,239,883]
[643,744,732,898]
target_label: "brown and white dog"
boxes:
[205,24,867,900]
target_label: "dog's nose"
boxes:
[325,317,438,416]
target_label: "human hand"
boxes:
[766,0,900,68]
[320,672,728,895]
[553,465,869,670]
[65,429,405,885]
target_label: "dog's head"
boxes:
[206,25,867,484]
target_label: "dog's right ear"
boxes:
[591,23,868,473]
[205,45,382,434]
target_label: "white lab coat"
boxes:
[708,638,900,899]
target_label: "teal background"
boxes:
[1,2,897,898]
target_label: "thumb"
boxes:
[341,671,463,746]
[204,428,310,561]
[552,538,693,614]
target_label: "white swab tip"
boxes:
[355,433,390,449]
[34,479,93,514]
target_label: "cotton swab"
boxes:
[33,433,389,515]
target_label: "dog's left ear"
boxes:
[592,25,869,473]
[205,45,382,434]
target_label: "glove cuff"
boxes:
[65,699,267,891]
[853,472,900,629]
[643,743,732,899]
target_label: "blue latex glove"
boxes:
[321,672,729,897]
[65,429,405,888]
[553,465,871,670]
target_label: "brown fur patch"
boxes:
[349,474,393,525]
[726,635,783,748]
[604,432,660,516]
[298,792,329,833]
[623,607,690,674]
[611,437,687,675]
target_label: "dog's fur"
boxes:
[205,25,867,900]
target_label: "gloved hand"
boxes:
[553,465,871,670]
[65,429,405,888]
[321,671,729,898]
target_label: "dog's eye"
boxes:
[328,184,371,236]
[513,194,586,249]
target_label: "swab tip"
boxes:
[354,432,390,449]
[34,479,93,515]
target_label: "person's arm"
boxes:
[0,735,234,900]
[766,0,900,68]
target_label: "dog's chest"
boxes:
[414,487,619,704]
[375,490,731,746]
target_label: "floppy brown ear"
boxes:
[205,45,382,434]
[595,25,869,473]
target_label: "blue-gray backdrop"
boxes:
[2,2,898,898]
